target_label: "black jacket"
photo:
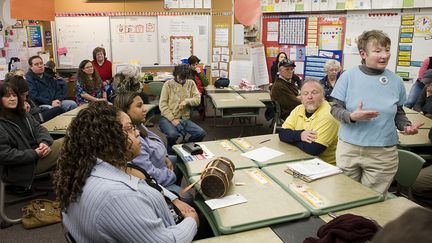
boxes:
[0,114,53,187]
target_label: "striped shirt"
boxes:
[63,160,197,243]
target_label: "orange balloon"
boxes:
[234,0,262,26]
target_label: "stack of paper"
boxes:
[286,158,342,182]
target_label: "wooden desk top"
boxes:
[403,107,418,114]
[208,93,266,109]
[173,140,257,176]
[398,129,432,148]
[262,163,384,215]
[320,197,422,227]
[42,115,75,134]
[191,168,309,234]
[62,104,88,116]
[193,227,283,243]
[406,113,432,129]
[240,92,271,103]
[231,134,314,167]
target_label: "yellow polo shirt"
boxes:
[282,101,339,164]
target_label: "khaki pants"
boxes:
[336,139,398,194]
[34,138,64,174]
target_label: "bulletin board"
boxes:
[396,14,432,79]
[157,15,210,64]
[262,14,345,81]
[110,16,158,65]
[55,16,111,67]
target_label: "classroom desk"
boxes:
[205,85,236,93]
[207,92,266,128]
[406,113,432,129]
[398,129,432,148]
[61,104,88,116]
[239,91,272,103]
[403,106,418,114]
[191,168,310,235]
[231,134,314,167]
[42,115,75,135]
[172,140,257,176]
[193,227,283,243]
[262,163,384,215]
[319,197,422,227]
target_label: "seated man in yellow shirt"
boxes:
[278,78,339,164]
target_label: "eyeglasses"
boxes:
[84,65,94,70]
[123,124,138,134]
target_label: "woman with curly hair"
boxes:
[111,65,148,103]
[0,82,62,196]
[75,60,106,105]
[54,102,198,242]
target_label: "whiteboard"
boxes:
[55,17,111,67]
[158,15,210,64]
[343,11,401,72]
[110,16,158,65]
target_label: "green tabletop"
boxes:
[193,227,283,243]
[398,129,432,148]
[231,134,314,167]
[406,113,432,129]
[208,93,265,109]
[172,140,257,177]
[320,197,422,227]
[191,168,309,235]
[262,163,384,215]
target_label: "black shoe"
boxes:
[5,185,33,197]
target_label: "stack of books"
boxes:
[285,158,342,182]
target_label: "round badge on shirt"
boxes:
[379,76,389,85]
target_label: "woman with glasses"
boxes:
[75,60,106,105]
[54,102,198,242]
[320,59,341,102]
[114,91,188,199]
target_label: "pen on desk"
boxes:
[259,139,271,144]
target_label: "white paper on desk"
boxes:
[240,146,284,162]
[205,194,247,210]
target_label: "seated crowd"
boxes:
[1,34,432,242]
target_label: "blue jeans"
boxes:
[61,100,78,111]
[159,116,206,151]
[405,80,425,108]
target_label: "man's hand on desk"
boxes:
[301,130,318,143]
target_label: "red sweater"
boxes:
[92,59,113,82]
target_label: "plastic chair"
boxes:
[0,172,51,228]
[65,231,77,243]
[147,81,164,105]
[394,149,426,199]
[272,100,285,134]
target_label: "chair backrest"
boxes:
[272,100,285,134]
[147,81,164,98]
[395,149,425,188]
[65,231,77,243]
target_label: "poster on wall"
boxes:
[170,36,193,64]
[318,17,345,51]
[279,17,307,45]
[26,25,42,48]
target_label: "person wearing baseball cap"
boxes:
[413,69,432,117]
[270,59,302,120]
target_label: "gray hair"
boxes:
[323,59,341,73]
[301,77,324,95]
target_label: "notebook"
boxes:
[285,158,342,182]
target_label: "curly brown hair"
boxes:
[53,102,130,210]
[77,59,103,93]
